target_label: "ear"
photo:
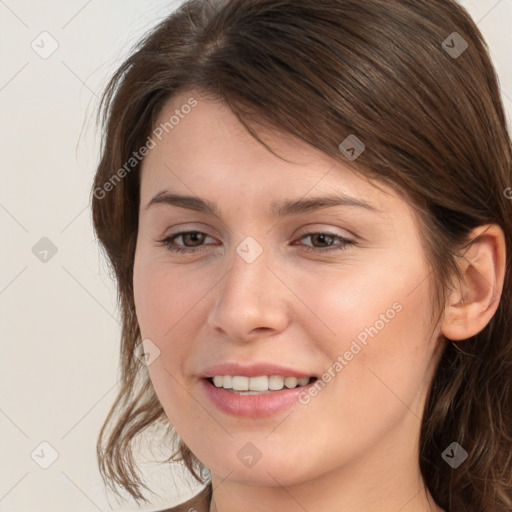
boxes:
[441,224,506,341]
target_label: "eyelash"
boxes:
[155,231,355,254]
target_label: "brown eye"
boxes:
[297,232,355,253]
[308,233,336,247]
[180,232,206,247]
[156,231,217,254]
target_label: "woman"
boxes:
[91,1,512,511]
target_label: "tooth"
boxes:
[232,376,249,391]
[284,377,298,389]
[212,375,312,391]
[249,376,269,391]
[268,375,285,390]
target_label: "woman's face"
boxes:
[133,91,445,488]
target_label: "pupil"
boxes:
[185,232,204,246]
[314,234,333,247]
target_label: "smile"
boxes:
[202,375,318,417]
[210,375,314,392]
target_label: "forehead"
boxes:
[140,90,409,220]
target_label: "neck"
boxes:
[208,474,443,512]
[209,480,442,512]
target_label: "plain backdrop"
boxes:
[1,1,511,511]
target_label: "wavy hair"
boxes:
[91,1,512,510]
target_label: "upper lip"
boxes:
[199,363,316,379]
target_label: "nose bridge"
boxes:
[225,237,274,312]
[207,236,289,338]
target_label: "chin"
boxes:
[207,452,318,488]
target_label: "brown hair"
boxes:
[91,1,512,510]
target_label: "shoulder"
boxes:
[156,484,212,512]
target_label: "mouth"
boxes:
[205,375,318,395]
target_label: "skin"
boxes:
[133,90,505,512]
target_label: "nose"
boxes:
[206,242,290,342]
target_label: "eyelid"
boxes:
[293,222,357,241]
[296,230,351,243]
[158,222,221,241]
[156,228,356,255]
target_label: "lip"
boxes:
[199,362,315,379]
[200,377,317,418]
[198,362,318,418]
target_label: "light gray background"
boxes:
[1,1,511,511]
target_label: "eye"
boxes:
[294,232,355,253]
[155,231,218,254]
[156,230,355,255]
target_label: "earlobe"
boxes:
[441,224,506,341]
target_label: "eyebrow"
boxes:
[144,191,378,218]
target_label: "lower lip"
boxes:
[201,378,317,418]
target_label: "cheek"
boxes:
[133,256,209,417]
[133,255,205,339]
[298,256,434,403]
[294,258,422,345]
